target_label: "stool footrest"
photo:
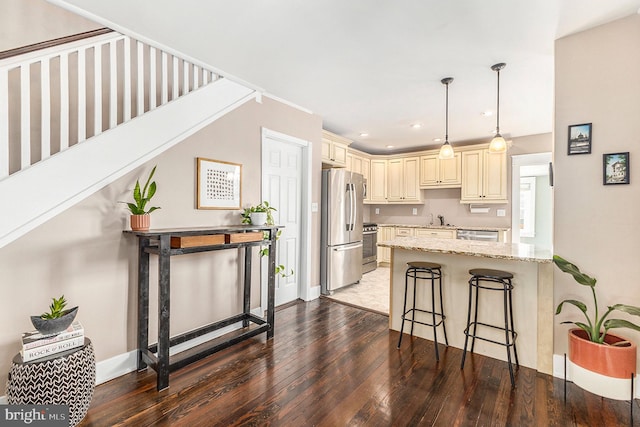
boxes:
[401,308,446,328]
[463,321,518,347]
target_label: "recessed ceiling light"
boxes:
[386,145,394,149]
[482,111,493,116]
[411,124,422,129]
[359,132,369,137]
[433,138,442,142]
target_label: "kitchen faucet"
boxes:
[429,213,434,225]
[438,215,445,226]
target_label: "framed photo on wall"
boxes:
[196,157,242,209]
[603,152,629,185]
[567,123,592,155]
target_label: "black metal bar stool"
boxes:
[461,268,519,387]
[397,261,448,361]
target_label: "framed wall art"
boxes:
[196,157,242,209]
[603,152,629,185]
[568,123,592,155]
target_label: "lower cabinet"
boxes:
[377,226,394,264]
[414,228,456,239]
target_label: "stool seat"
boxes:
[469,268,513,280]
[408,261,442,270]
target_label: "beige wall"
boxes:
[0,0,102,51]
[0,97,322,394]
[554,14,640,362]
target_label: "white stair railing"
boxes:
[0,31,218,180]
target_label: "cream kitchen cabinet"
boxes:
[419,153,462,188]
[321,130,350,167]
[461,149,507,203]
[368,159,388,203]
[377,226,395,264]
[393,227,415,237]
[414,228,456,239]
[387,156,421,203]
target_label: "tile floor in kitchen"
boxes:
[324,266,390,315]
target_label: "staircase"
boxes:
[0,30,258,248]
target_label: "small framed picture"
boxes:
[196,157,242,209]
[603,152,629,185]
[568,123,592,155]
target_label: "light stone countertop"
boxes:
[378,236,552,263]
[377,223,510,232]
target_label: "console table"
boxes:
[125,225,281,391]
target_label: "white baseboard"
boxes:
[304,285,321,302]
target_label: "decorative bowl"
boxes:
[30,306,78,335]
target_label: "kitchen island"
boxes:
[378,236,553,374]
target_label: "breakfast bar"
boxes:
[378,237,554,374]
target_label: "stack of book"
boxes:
[20,320,85,362]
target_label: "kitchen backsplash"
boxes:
[363,188,511,228]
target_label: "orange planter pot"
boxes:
[130,214,150,232]
[569,328,636,378]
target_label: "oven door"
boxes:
[362,230,377,272]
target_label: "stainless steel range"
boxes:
[362,223,378,274]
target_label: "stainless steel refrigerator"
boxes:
[320,169,364,295]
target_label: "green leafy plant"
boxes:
[240,201,276,225]
[554,254,640,344]
[40,295,68,319]
[121,166,161,215]
[240,201,292,277]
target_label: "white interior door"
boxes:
[262,132,303,306]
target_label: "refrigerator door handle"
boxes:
[352,183,356,231]
[345,183,351,231]
[333,242,363,251]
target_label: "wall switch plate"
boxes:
[497,209,506,217]
[375,208,380,214]
[311,202,318,212]
[412,208,418,215]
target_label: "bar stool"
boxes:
[397,261,448,361]
[461,268,519,387]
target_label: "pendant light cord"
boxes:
[496,68,500,135]
[445,81,449,142]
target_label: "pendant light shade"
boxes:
[439,77,454,160]
[489,63,507,153]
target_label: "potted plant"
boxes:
[554,255,640,399]
[121,165,160,231]
[240,201,291,277]
[240,201,276,226]
[30,295,78,336]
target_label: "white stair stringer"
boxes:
[0,78,256,249]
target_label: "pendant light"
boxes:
[489,63,507,153]
[438,77,454,160]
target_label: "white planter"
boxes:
[249,212,268,225]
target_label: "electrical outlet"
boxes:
[375,208,380,215]
[311,202,318,212]
[412,208,418,215]
[497,209,506,217]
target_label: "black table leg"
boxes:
[267,229,277,339]
[157,234,171,391]
[243,246,252,327]
[137,237,150,372]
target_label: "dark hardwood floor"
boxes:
[80,299,637,426]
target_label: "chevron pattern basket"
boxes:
[6,339,96,427]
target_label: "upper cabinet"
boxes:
[461,149,507,203]
[368,159,388,203]
[321,130,350,167]
[419,153,461,188]
[387,156,421,203]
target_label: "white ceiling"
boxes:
[54,0,640,153]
